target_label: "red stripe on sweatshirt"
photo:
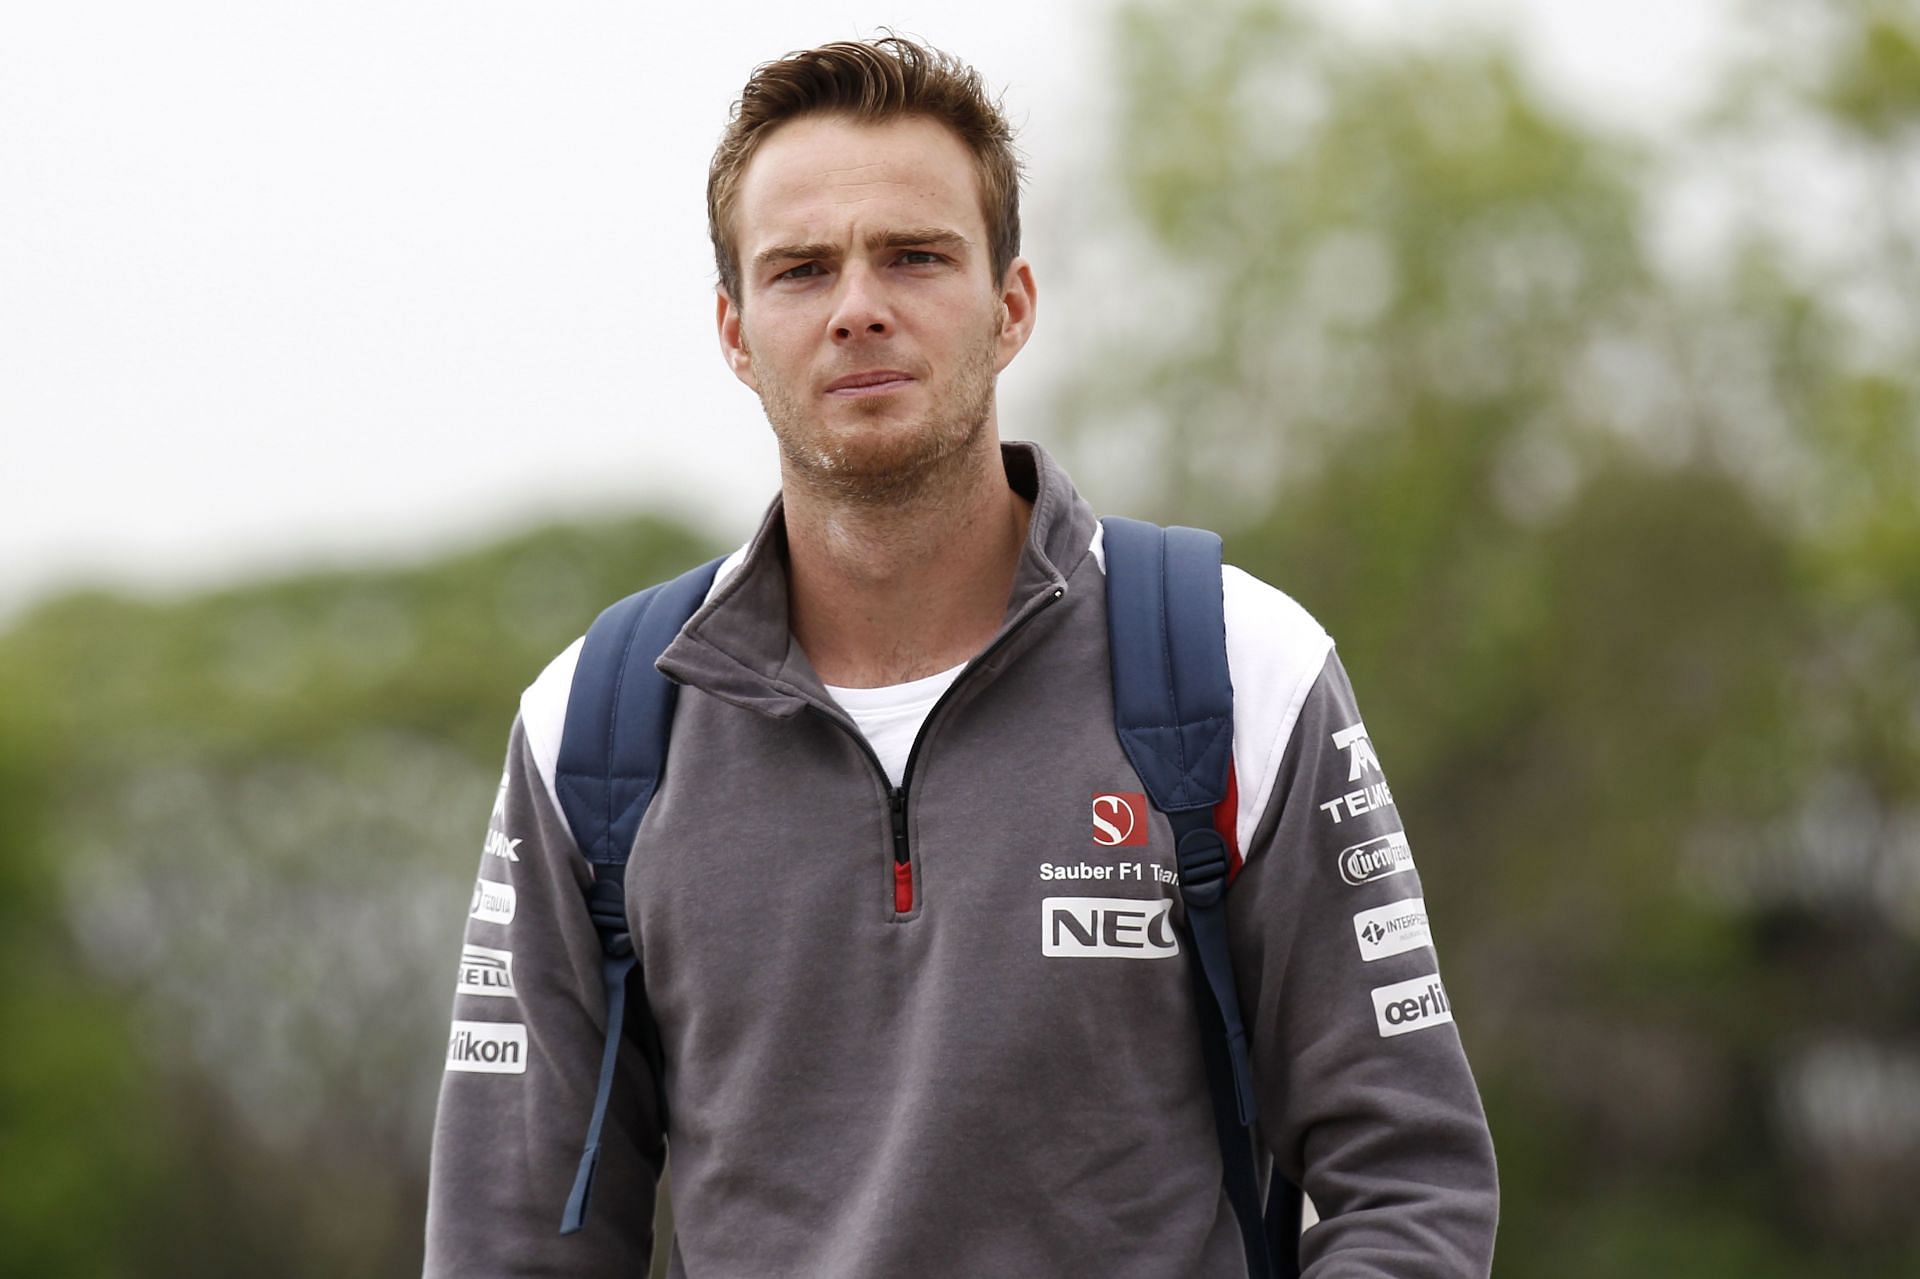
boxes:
[1215,760,1244,883]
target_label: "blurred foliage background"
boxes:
[4,1,1917,1274]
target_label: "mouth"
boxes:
[824,370,917,398]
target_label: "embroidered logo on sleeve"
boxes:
[1092,792,1150,847]
[469,878,517,926]
[1337,829,1415,886]
[1320,723,1395,824]
[1332,722,1383,780]
[456,944,516,997]
[446,1020,527,1074]
[483,769,521,862]
[1352,897,1431,961]
[483,827,522,863]
[1370,974,1453,1038]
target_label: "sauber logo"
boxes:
[1332,722,1383,781]
[1092,792,1150,847]
[1042,896,1179,958]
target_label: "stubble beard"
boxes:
[750,313,1000,510]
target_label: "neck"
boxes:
[781,431,1033,688]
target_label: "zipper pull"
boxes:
[889,788,914,913]
[888,787,909,863]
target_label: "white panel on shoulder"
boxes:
[1220,565,1333,860]
[518,542,753,821]
[519,636,583,822]
[1085,524,1334,864]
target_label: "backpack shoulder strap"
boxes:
[1101,517,1235,813]
[551,554,725,1234]
[554,556,726,867]
[1100,516,1300,1279]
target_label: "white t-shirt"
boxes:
[823,661,968,789]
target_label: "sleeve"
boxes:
[1227,650,1499,1278]
[422,716,664,1278]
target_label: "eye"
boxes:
[898,251,943,266]
[775,262,824,281]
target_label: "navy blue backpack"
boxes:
[549,518,1302,1278]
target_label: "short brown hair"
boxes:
[707,36,1023,302]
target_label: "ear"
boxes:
[992,257,1038,374]
[716,286,758,391]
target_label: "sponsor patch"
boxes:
[1042,896,1179,959]
[1319,780,1395,825]
[1332,722,1383,781]
[484,770,520,861]
[1352,897,1431,961]
[483,825,522,862]
[446,1020,527,1074]
[1338,829,1415,886]
[1038,860,1176,884]
[1092,792,1150,847]
[456,944,516,997]
[469,878,517,926]
[1370,973,1453,1039]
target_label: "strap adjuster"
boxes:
[1177,827,1229,908]
[585,873,632,959]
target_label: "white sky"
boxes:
[1,0,1733,621]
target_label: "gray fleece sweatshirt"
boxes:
[423,442,1498,1276]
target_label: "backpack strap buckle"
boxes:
[584,873,633,959]
[1177,826,1230,909]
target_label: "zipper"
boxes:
[888,788,912,912]
[820,584,1066,917]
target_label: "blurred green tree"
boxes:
[0,515,712,1277]
[1048,0,1920,1272]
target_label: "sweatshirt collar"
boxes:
[655,440,1098,717]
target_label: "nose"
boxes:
[828,265,891,343]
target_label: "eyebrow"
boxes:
[752,227,972,274]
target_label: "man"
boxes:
[425,36,1498,1277]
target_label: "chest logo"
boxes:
[1042,896,1179,959]
[1092,792,1150,846]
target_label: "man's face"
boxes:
[716,114,1036,502]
